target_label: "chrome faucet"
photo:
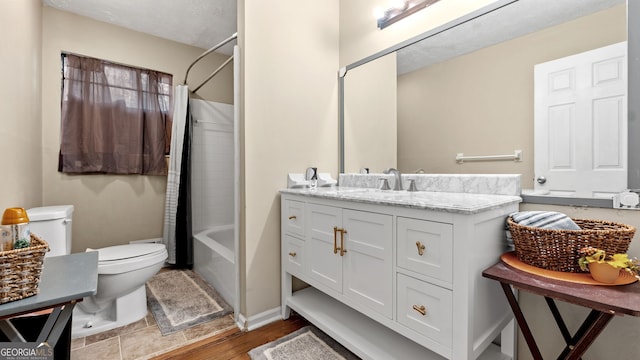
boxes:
[383,168,403,191]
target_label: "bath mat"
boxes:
[146,269,232,335]
[248,325,360,360]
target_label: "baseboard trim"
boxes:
[236,313,248,331]
[238,307,282,331]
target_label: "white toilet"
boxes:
[27,205,168,338]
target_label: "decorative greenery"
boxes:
[578,246,640,278]
[13,239,30,249]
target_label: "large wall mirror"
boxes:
[339,0,639,201]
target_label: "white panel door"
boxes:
[534,42,627,198]
[306,204,343,293]
[342,209,393,318]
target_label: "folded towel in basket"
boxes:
[505,211,580,250]
[510,211,581,230]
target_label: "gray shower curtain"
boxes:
[163,85,193,267]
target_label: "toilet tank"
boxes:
[27,205,74,257]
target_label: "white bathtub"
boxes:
[193,224,235,308]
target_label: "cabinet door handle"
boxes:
[340,228,348,256]
[288,252,297,257]
[412,304,426,316]
[288,215,297,220]
[333,226,340,254]
[416,241,426,256]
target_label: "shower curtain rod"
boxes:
[192,55,234,93]
[183,32,238,86]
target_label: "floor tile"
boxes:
[120,325,186,360]
[71,337,121,360]
[84,317,149,346]
[70,336,85,350]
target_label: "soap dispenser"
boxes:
[306,167,318,190]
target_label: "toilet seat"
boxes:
[90,243,168,274]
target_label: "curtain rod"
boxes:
[183,32,238,86]
[192,55,234,93]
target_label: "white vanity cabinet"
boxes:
[306,203,393,318]
[281,189,520,360]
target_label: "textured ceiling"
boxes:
[42,0,237,54]
[42,0,624,71]
[397,0,625,74]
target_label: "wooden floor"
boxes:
[151,314,310,360]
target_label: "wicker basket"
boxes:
[507,217,635,273]
[0,234,49,304]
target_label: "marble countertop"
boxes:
[280,187,522,214]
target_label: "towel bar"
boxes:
[456,150,522,163]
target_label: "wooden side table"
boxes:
[483,258,640,360]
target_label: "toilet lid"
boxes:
[27,205,74,221]
[94,243,166,262]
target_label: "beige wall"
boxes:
[344,52,397,173]
[397,5,626,187]
[0,0,43,211]
[41,7,233,252]
[241,0,339,317]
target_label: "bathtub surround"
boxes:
[189,98,237,314]
[194,224,236,308]
[190,100,236,230]
[146,269,232,335]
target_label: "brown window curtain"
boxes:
[59,53,173,175]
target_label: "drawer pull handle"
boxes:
[288,252,297,257]
[340,228,348,256]
[288,215,297,220]
[416,241,426,256]
[413,305,427,316]
[333,227,348,256]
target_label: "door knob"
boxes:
[536,176,547,184]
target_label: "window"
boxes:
[59,53,173,175]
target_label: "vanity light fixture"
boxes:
[376,0,441,29]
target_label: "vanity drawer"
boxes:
[284,235,305,276]
[397,273,452,348]
[283,200,305,237]
[397,217,453,283]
